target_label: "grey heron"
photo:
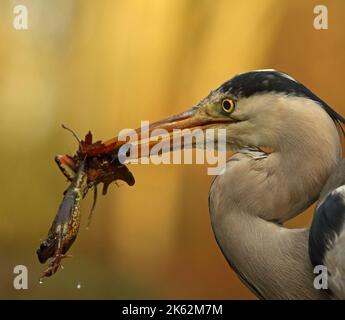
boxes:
[116,70,345,299]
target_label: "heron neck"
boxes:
[208,202,327,299]
[208,155,330,299]
[208,114,341,299]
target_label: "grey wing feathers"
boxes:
[309,184,345,299]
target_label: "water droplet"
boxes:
[39,279,43,285]
[77,282,81,289]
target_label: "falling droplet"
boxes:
[77,282,81,289]
[39,279,43,285]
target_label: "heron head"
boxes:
[112,69,344,156]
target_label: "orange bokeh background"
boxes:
[0,0,344,299]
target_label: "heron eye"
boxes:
[222,99,235,113]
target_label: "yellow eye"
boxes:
[222,99,235,113]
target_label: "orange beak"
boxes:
[93,106,234,159]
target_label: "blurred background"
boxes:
[0,0,344,299]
